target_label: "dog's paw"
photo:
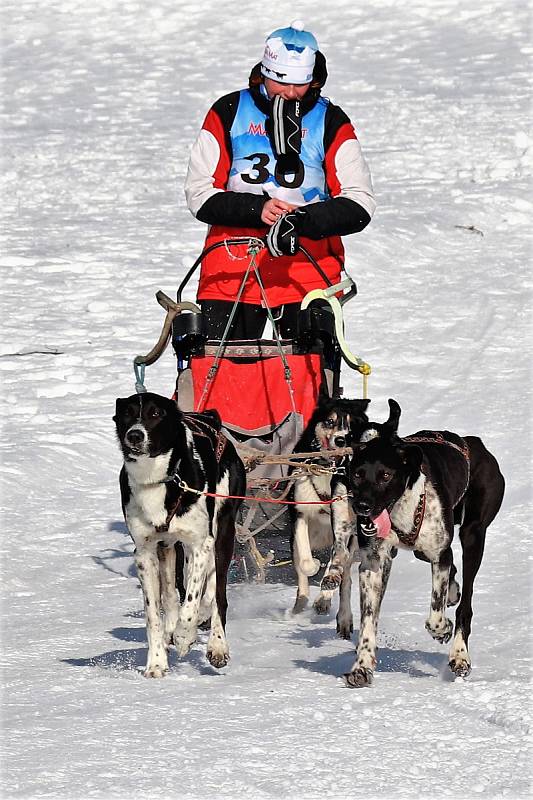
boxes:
[206,648,229,669]
[336,617,353,640]
[313,595,332,615]
[143,664,167,679]
[173,633,196,658]
[425,617,453,644]
[449,656,472,678]
[321,571,342,591]
[175,641,194,658]
[344,667,373,688]
[292,596,309,615]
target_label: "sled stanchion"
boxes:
[362,370,369,400]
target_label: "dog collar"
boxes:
[155,466,192,533]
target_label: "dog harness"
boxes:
[390,490,427,548]
[155,415,228,533]
[183,414,228,463]
[391,432,470,547]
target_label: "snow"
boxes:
[1,0,531,798]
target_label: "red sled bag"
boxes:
[191,350,322,431]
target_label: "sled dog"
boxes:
[289,394,369,632]
[322,399,505,686]
[114,392,246,677]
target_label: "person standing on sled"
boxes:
[184,20,376,344]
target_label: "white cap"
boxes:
[261,21,318,85]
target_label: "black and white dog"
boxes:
[114,392,246,678]
[322,399,505,686]
[289,395,369,624]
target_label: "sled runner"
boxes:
[132,237,370,582]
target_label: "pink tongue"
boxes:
[373,509,391,539]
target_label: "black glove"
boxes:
[268,96,302,176]
[270,96,302,157]
[266,211,304,258]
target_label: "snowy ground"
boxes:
[1,0,532,797]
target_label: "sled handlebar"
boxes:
[133,292,200,368]
[155,291,200,315]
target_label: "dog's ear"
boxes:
[384,398,401,435]
[347,400,371,435]
[113,397,129,422]
[397,444,423,489]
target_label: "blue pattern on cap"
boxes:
[267,26,318,53]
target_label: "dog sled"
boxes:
[133,237,371,583]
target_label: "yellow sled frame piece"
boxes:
[300,277,371,399]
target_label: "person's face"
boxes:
[264,78,311,100]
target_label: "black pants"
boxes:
[199,300,301,340]
[199,299,339,372]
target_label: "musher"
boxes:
[184,20,376,343]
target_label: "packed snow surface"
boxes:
[1,0,531,798]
